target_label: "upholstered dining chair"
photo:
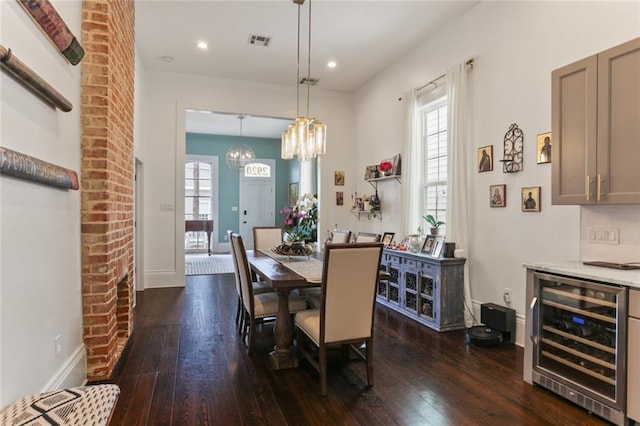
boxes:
[231,232,308,353]
[330,229,351,243]
[228,230,274,332]
[355,232,381,243]
[253,226,283,252]
[295,242,383,396]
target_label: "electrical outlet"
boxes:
[54,335,62,358]
[503,288,512,304]
[588,227,619,245]
[223,235,228,241]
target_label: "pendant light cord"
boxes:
[296,3,301,118]
[306,0,312,117]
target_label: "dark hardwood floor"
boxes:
[106,273,608,425]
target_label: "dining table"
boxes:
[247,249,323,370]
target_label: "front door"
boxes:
[239,159,275,249]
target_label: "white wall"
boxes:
[353,1,640,330]
[0,0,85,407]
[139,69,354,288]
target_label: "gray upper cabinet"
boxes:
[552,37,640,205]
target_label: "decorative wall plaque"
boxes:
[501,123,523,173]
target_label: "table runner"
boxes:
[259,249,323,283]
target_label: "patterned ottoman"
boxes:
[0,384,119,425]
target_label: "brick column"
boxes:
[81,0,135,381]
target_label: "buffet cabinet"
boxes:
[377,249,465,332]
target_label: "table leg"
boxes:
[269,287,299,369]
[207,231,212,256]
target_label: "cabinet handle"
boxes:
[597,174,605,201]
[530,297,538,345]
[586,175,593,201]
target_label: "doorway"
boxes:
[239,159,276,249]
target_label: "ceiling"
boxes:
[136,1,479,138]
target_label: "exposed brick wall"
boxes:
[80,0,135,381]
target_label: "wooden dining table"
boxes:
[246,250,321,370]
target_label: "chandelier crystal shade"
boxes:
[281,0,326,161]
[225,115,255,169]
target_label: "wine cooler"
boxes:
[530,272,628,425]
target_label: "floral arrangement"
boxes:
[378,161,393,173]
[280,193,318,242]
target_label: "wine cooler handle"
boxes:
[530,296,538,345]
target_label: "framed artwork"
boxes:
[490,184,506,207]
[336,191,344,205]
[422,234,436,254]
[382,232,395,246]
[478,145,493,172]
[537,132,552,164]
[401,235,412,247]
[391,153,402,176]
[288,182,299,207]
[364,165,378,180]
[432,238,445,258]
[334,170,345,186]
[522,186,541,212]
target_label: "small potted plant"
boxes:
[423,214,445,236]
[379,160,393,176]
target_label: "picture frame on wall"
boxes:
[478,145,493,172]
[288,182,299,207]
[490,184,506,207]
[422,234,436,254]
[522,186,541,212]
[431,238,445,258]
[537,132,552,164]
[334,170,345,186]
[336,191,344,205]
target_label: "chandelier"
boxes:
[281,0,326,161]
[226,115,255,169]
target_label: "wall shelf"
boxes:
[351,209,382,221]
[365,174,401,189]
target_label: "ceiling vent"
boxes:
[248,34,271,47]
[299,77,320,86]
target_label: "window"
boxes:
[185,160,212,250]
[421,96,447,233]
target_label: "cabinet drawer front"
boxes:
[405,259,417,269]
[386,254,402,264]
[419,262,435,272]
[630,289,640,318]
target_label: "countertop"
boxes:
[523,261,640,289]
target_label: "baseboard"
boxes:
[42,344,87,392]
[470,300,525,348]
[144,270,185,288]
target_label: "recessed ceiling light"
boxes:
[327,61,337,68]
[197,41,208,49]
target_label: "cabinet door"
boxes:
[552,55,598,205]
[597,37,640,204]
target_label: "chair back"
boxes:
[231,233,255,315]
[253,227,282,252]
[320,243,383,344]
[355,232,381,243]
[228,230,243,300]
[330,229,351,243]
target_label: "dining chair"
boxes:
[228,230,274,332]
[295,242,383,396]
[355,232,381,243]
[330,229,351,243]
[231,232,308,353]
[253,226,283,252]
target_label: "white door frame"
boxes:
[135,158,144,293]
